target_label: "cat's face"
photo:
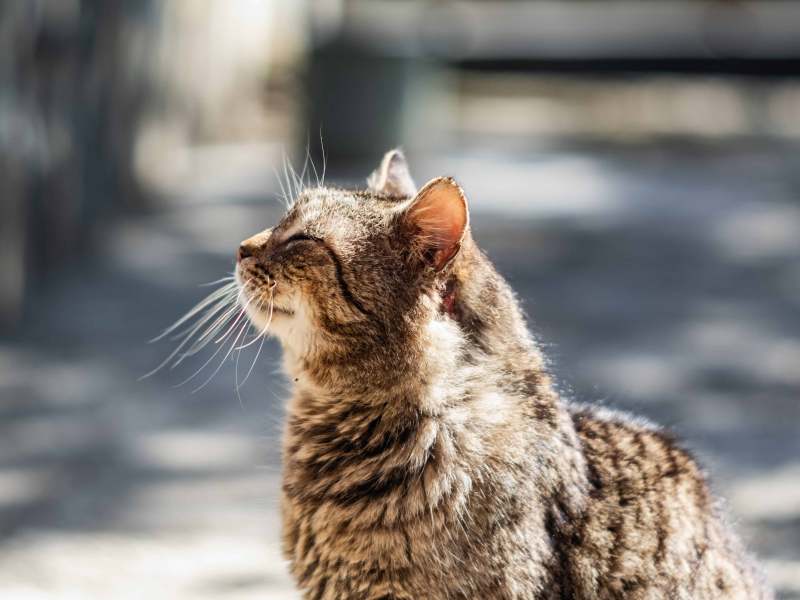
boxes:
[234,150,468,357]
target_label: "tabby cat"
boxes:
[234,150,771,599]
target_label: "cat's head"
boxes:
[235,150,530,381]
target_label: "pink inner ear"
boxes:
[408,178,469,268]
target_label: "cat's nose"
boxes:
[238,228,273,263]
[237,243,255,262]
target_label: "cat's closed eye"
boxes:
[281,233,318,250]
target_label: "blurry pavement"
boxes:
[1,142,799,598]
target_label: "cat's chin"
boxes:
[242,301,292,334]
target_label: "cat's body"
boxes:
[233,151,771,599]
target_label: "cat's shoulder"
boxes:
[566,401,704,476]
[567,402,661,436]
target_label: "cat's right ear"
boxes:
[402,177,469,271]
[367,149,416,198]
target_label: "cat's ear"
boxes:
[367,149,416,198]
[403,177,469,271]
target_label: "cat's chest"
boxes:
[280,484,467,599]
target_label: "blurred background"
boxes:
[1,1,799,598]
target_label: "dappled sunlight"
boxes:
[764,560,800,597]
[0,468,50,510]
[711,204,800,264]
[580,352,690,404]
[0,532,296,600]
[132,430,266,473]
[429,154,625,220]
[682,318,800,388]
[730,464,800,522]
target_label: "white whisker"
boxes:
[171,310,241,365]
[233,294,269,404]
[238,302,272,387]
[291,151,304,196]
[172,318,241,389]
[149,282,237,343]
[272,162,291,208]
[167,286,247,367]
[213,289,255,344]
[199,275,236,287]
[172,281,258,386]
[235,282,275,351]
[307,138,320,189]
[281,153,291,200]
[140,291,238,379]
[319,129,327,186]
[188,294,245,346]
[190,316,251,393]
[298,136,311,190]
[288,163,298,203]
[169,290,239,342]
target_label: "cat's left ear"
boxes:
[367,149,416,198]
[403,177,469,271]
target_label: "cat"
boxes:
[233,150,772,599]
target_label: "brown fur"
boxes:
[235,151,772,599]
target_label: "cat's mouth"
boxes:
[234,277,295,323]
[235,264,290,312]
[239,287,294,318]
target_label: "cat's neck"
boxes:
[283,312,552,426]
[284,314,460,409]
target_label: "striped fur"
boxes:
[235,151,772,599]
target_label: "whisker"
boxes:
[148,259,281,393]
[170,306,242,366]
[149,282,237,343]
[291,151,304,197]
[234,294,269,404]
[172,280,257,384]
[232,295,264,355]
[169,289,251,367]
[235,281,275,351]
[298,135,311,190]
[237,292,274,387]
[241,329,268,388]
[198,275,236,287]
[283,153,298,201]
[143,299,234,377]
[140,285,239,379]
[234,338,245,408]
[186,294,245,346]
[281,153,291,200]
[190,316,251,393]
[169,288,240,341]
[213,289,255,344]
[172,318,242,389]
[307,138,320,189]
[272,161,291,208]
[319,128,327,186]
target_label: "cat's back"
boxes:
[564,405,771,600]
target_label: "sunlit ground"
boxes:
[1,141,799,598]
